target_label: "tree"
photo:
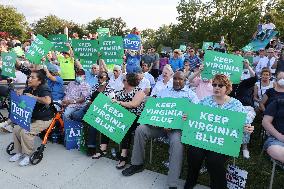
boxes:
[86,17,128,36]
[0,5,28,40]
[176,0,264,49]
[265,0,284,40]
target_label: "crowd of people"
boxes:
[0,29,284,189]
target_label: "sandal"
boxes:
[116,155,128,170]
[92,148,107,159]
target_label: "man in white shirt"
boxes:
[122,71,199,189]
[108,65,124,92]
[255,48,277,76]
[255,48,269,76]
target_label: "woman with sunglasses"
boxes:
[83,71,115,157]
[184,74,254,189]
[93,73,145,169]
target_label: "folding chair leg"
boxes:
[149,138,153,164]
[269,160,276,189]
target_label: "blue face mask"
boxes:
[75,76,83,83]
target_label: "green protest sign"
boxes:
[138,97,189,129]
[97,28,110,37]
[25,34,53,64]
[103,58,124,65]
[202,50,244,84]
[99,36,124,60]
[48,34,69,52]
[1,52,17,78]
[83,93,137,143]
[181,103,246,157]
[242,44,253,52]
[12,46,25,56]
[202,42,214,50]
[81,59,97,70]
[71,39,99,60]
[179,45,186,51]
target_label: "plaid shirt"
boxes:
[63,81,91,108]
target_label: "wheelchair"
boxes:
[6,102,64,165]
[0,80,13,123]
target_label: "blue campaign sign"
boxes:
[9,91,37,131]
[123,34,141,50]
[64,120,83,150]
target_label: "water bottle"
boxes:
[111,148,116,157]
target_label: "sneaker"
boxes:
[9,153,24,162]
[0,121,9,128]
[2,124,13,133]
[19,156,30,166]
[122,165,144,176]
[243,149,250,159]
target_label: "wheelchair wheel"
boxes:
[6,142,16,156]
[30,144,45,165]
[30,150,43,165]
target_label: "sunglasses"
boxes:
[189,50,194,52]
[99,75,107,79]
[212,83,225,88]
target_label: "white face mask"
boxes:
[277,78,284,87]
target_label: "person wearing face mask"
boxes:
[260,71,284,111]
[75,59,99,87]
[61,69,91,120]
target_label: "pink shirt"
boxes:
[192,77,213,100]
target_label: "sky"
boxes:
[1,0,180,30]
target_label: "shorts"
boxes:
[263,136,284,150]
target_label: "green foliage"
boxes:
[86,17,128,36]
[176,0,263,49]
[265,0,284,40]
[0,5,28,40]
[32,15,85,38]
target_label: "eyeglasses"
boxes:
[189,50,194,52]
[212,83,225,88]
[92,67,97,69]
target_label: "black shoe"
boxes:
[169,187,177,189]
[122,165,144,176]
[86,147,96,157]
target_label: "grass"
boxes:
[105,113,284,189]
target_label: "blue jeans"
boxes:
[71,105,89,121]
[70,104,97,148]
[63,106,81,121]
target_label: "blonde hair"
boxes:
[163,64,174,76]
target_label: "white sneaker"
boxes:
[9,153,24,162]
[19,156,30,166]
[2,124,13,133]
[243,149,250,159]
[0,121,9,128]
